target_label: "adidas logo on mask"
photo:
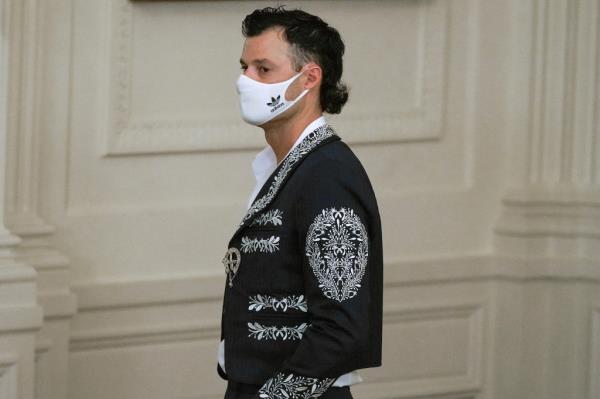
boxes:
[267,95,284,112]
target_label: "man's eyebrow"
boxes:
[239,58,270,65]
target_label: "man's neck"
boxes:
[263,109,322,164]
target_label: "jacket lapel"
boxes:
[229,124,340,241]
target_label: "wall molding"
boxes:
[67,254,600,353]
[70,274,224,351]
[68,255,599,307]
[70,295,485,399]
[523,0,600,185]
[66,255,600,398]
[37,292,78,320]
[0,263,37,283]
[385,255,600,285]
[72,274,223,311]
[374,301,484,399]
[102,0,448,156]
[352,379,479,399]
[69,320,221,352]
[34,339,51,399]
[70,255,600,314]
[0,354,18,399]
[591,304,600,399]
[493,187,600,258]
[495,188,600,238]
[0,306,44,333]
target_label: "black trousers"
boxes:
[224,380,353,399]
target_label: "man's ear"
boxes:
[304,63,322,89]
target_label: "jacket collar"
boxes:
[230,124,340,241]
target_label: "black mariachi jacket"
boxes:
[218,124,383,398]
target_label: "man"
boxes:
[218,7,383,399]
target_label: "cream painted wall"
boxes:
[40,0,505,284]
[0,0,598,399]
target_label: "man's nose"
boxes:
[243,68,258,80]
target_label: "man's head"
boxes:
[239,6,348,118]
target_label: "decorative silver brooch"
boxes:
[222,247,241,287]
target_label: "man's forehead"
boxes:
[240,28,291,63]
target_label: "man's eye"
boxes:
[259,67,270,73]
[240,65,248,71]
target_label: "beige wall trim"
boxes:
[0,306,43,333]
[69,320,221,352]
[0,354,19,399]
[72,273,224,311]
[590,304,600,399]
[70,256,600,315]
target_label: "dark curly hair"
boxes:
[242,6,349,114]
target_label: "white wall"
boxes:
[0,0,598,399]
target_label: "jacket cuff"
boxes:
[217,362,228,381]
[256,371,335,398]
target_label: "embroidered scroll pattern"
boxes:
[247,322,308,341]
[306,207,369,302]
[250,209,283,227]
[248,294,308,312]
[239,125,336,228]
[258,372,335,399]
[240,236,280,253]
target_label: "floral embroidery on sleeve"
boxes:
[305,207,368,302]
[258,372,335,399]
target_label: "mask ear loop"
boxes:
[284,67,312,102]
[283,71,303,101]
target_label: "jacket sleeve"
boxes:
[254,159,375,398]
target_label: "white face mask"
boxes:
[236,71,309,126]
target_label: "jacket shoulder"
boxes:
[289,138,380,217]
[296,139,369,182]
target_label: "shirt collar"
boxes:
[250,115,327,180]
[281,115,328,163]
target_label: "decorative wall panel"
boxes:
[358,301,485,398]
[103,0,448,155]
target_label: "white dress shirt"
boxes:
[218,115,363,387]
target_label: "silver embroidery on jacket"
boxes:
[250,209,283,227]
[248,294,308,312]
[258,372,335,399]
[305,207,369,302]
[247,322,308,341]
[240,236,280,253]
[239,125,336,228]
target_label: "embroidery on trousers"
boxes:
[247,322,308,341]
[239,125,336,228]
[240,236,280,253]
[258,372,335,399]
[250,209,283,227]
[305,207,369,302]
[248,294,307,312]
